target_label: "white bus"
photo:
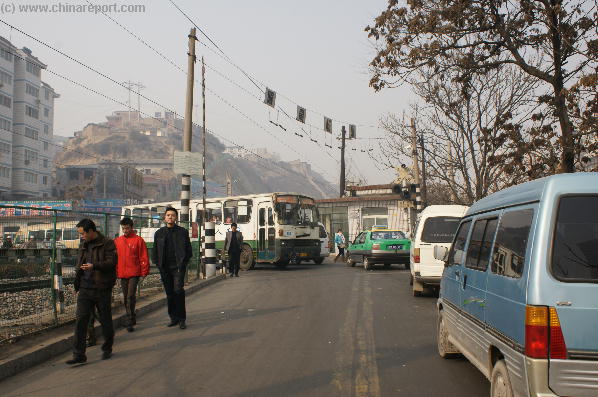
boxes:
[121,192,322,269]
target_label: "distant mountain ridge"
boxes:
[54,115,337,199]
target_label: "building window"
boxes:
[0,47,13,62]
[0,166,9,178]
[26,105,39,119]
[68,170,78,180]
[24,149,38,165]
[26,61,41,77]
[24,171,37,183]
[26,84,39,98]
[361,207,389,230]
[0,70,12,86]
[43,141,48,150]
[44,107,49,117]
[0,142,10,153]
[42,175,48,185]
[0,117,10,131]
[0,93,11,108]
[44,88,50,100]
[25,127,39,140]
[43,159,48,168]
[44,124,49,134]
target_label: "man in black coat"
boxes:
[224,222,243,277]
[151,207,192,329]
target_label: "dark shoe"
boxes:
[179,320,187,329]
[101,351,112,360]
[235,274,239,277]
[167,320,179,327]
[87,340,96,347]
[126,325,134,332]
[66,356,87,365]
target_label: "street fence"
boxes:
[0,205,203,344]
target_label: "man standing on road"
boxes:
[224,222,243,278]
[67,218,117,365]
[114,217,149,332]
[334,229,346,262]
[152,207,192,330]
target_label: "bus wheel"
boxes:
[314,257,324,265]
[239,244,254,271]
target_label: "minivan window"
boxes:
[448,221,471,266]
[371,231,405,240]
[491,209,534,278]
[421,216,461,243]
[465,218,498,271]
[552,196,598,282]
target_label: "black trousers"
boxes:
[120,277,139,326]
[160,268,186,321]
[73,288,114,358]
[228,250,240,275]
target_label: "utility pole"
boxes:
[340,125,346,197]
[180,28,197,224]
[410,118,422,213]
[200,56,207,279]
[419,135,427,208]
[136,81,145,123]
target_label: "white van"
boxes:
[410,205,468,296]
[315,222,329,264]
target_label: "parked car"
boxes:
[435,173,598,397]
[410,205,468,297]
[315,222,329,264]
[346,227,411,270]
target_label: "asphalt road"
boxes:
[0,258,489,397]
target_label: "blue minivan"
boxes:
[435,173,598,397]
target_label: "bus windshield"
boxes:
[275,196,319,226]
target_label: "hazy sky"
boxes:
[3,0,413,185]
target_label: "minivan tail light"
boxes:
[549,307,568,359]
[414,248,420,263]
[525,306,549,359]
[372,243,380,250]
[524,306,568,360]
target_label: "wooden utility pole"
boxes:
[419,135,427,208]
[410,118,422,212]
[180,28,197,224]
[340,126,346,197]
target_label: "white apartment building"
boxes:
[0,37,59,199]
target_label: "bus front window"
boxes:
[275,203,297,225]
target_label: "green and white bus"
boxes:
[121,192,322,269]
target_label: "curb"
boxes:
[0,274,225,382]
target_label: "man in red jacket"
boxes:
[114,217,149,332]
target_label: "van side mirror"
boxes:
[433,246,449,263]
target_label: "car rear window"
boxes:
[421,216,461,243]
[552,196,598,282]
[371,231,405,240]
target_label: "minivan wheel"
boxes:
[490,360,513,397]
[363,256,371,271]
[437,311,460,358]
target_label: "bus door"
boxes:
[257,202,276,261]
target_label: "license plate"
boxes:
[299,253,309,257]
[387,245,401,250]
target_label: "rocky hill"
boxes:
[54,116,337,199]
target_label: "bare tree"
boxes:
[379,64,539,205]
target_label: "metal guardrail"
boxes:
[0,205,200,344]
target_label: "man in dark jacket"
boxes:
[223,223,243,277]
[152,207,192,329]
[67,218,117,365]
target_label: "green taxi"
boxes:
[346,228,411,270]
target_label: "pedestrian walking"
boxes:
[334,229,346,262]
[151,207,192,330]
[114,217,149,332]
[224,222,243,277]
[66,218,117,365]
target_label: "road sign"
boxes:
[173,151,202,176]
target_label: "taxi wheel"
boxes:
[490,360,514,397]
[363,256,372,271]
[346,253,355,267]
[437,311,460,359]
